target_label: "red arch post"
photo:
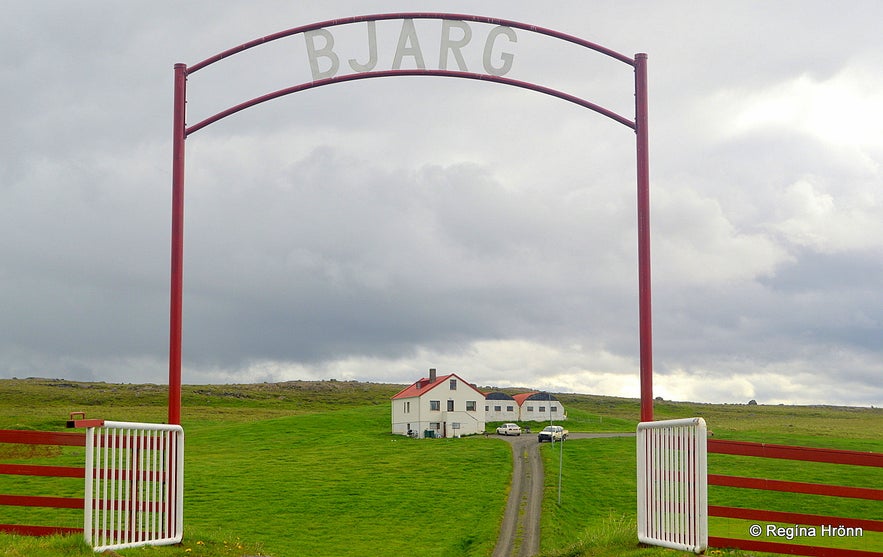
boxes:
[168,64,186,426]
[635,54,653,422]
[167,13,653,424]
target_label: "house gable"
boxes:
[391,372,484,400]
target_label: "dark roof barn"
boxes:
[485,391,515,400]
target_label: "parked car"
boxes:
[496,423,522,436]
[537,425,568,442]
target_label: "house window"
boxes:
[466,401,476,411]
[404,401,410,413]
[430,422,440,430]
[551,406,558,413]
[449,379,457,390]
[507,405,514,412]
[539,406,546,413]
[494,405,502,412]
[447,400,454,412]
[527,406,534,412]
[430,400,440,411]
[485,405,489,412]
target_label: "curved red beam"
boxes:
[187,12,635,74]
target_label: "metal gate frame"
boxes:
[83,421,184,552]
[637,417,708,553]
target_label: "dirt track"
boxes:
[491,434,543,557]
[490,432,636,557]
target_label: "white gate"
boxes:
[637,417,707,553]
[84,421,184,552]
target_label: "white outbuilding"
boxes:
[485,392,519,422]
[512,392,566,422]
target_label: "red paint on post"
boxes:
[168,63,187,426]
[634,53,653,422]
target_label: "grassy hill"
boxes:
[0,378,880,556]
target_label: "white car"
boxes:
[537,425,568,442]
[496,423,522,436]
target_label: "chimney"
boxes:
[429,368,437,383]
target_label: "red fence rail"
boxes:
[0,429,86,536]
[707,439,883,557]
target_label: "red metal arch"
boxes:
[185,69,637,136]
[185,13,636,74]
[168,13,653,424]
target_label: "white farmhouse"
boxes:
[391,369,486,438]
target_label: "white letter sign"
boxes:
[392,19,426,70]
[348,21,378,72]
[304,19,516,81]
[304,29,339,80]
[439,20,472,71]
[483,25,517,76]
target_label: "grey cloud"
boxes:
[2,1,881,407]
[177,145,637,368]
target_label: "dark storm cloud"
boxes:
[178,145,634,367]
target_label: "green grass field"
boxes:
[1,378,881,556]
[537,437,882,556]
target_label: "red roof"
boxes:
[512,392,539,407]
[391,373,484,399]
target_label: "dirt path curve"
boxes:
[491,432,636,557]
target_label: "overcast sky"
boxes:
[2,1,881,407]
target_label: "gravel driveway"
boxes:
[490,432,636,557]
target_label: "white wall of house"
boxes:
[391,397,421,436]
[485,400,519,422]
[519,400,566,422]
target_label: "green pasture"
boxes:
[537,436,882,557]
[182,406,510,556]
[1,379,881,556]
[0,380,510,556]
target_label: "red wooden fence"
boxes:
[0,429,86,536]
[707,439,883,557]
